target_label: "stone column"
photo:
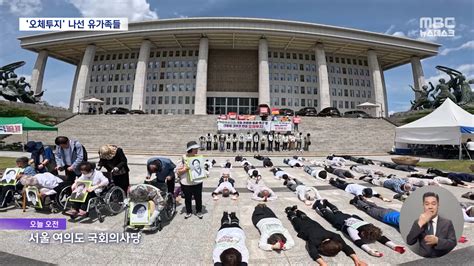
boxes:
[367,50,386,118]
[258,38,270,105]
[131,39,151,110]
[194,37,209,115]
[30,50,48,95]
[381,70,389,117]
[315,43,330,110]
[68,58,82,111]
[411,56,425,100]
[72,45,96,113]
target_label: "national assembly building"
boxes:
[18,17,440,117]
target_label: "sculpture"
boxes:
[409,65,473,110]
[0,61,43,104]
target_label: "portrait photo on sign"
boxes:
[26,186,42,209]
[0,168,21,186]
[69,180,92,203]
[130,202,150,225]
[186,156,206,182]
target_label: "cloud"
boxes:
[68,0,158,22]
[173,12,188,18]
[384,25,395,35]
[392,31,406,38]
[439,40,474,56]
[0,0,42,16]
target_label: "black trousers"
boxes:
[226,142,231,150]
[268,141,273,151]
[72,191,97,211]
[181,183,203,214]
[315,200,354,230]
[260,143,265,151]
[329,178,349,190]
[275,142,280,151]
[219,212,241,230]
[112,173,130,195]
[239,142,244,150]
[251,205,277,226]
[206,142,212,150]
[246,142,251,151]
[232,142,237,152]
[253,142,259,151]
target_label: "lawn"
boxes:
[0,157,16,171]
[418,160,473,173]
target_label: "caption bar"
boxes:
[19,18,128,31]
[0,218,67,230]
[29,232,141,244]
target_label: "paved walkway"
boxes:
[0,154,472,265]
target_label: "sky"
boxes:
[0,0,473,113]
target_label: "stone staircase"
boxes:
[3,115,395,155]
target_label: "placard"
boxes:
[69,180,92,203]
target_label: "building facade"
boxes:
[19,17,440,117]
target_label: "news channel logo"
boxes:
[419,17,456,38]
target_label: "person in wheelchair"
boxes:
[0,157,36,209]
[20,173,65,211]
[126,184,165,231]
[65,162,109,217]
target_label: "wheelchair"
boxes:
[23,183,72,213]
[63,174,126,223]
[123,183,176,232]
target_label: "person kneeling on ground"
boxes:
[286,206,368,266]
[213,211,249,266]
[252,203,295,251]
[212,169,239,200]
[313,199,405,257]
[65,162,109,217]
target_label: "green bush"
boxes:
[0,105,56,125]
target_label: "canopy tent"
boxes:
[81,97,104,104]
[395,99,474,159]
[0,117,57,131]
[357,102,379,117]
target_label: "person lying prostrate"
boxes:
[350,165,385,177]
[252,203,295,251]
[314,199,405,257]
[213,169,239,200]
[248,168,262,179]
[286,206,368,266]
[283,158,304,167]
[303,165,328,181]
[251,185,277,202]
[325,166,355,179]
[213,212,249,266]
[270,167,288,180]
[350,196,400,229]
[329,178,391,202]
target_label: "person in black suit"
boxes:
[406,192,456,258]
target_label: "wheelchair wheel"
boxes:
[162,193,176,221]
[123,206,130,231]
[105,186,125,215]
[55,185,72,209]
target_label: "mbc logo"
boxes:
[419,17,455,38]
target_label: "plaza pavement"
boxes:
[0,152,472,265]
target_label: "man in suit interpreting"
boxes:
[406,192,456,258]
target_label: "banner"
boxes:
[0,124,22,135]
[217,120,292,132]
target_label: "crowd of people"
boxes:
[0,138,473,265]
[198,131,312,153]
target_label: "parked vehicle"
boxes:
[344,110,371,118]
[316,107,342,117]
[105,107,129,115]
[279,108,295,116]
[296,107,317,116]
[129,110,146,115]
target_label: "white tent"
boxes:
[395,98,474,159]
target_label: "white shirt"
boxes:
[344,183,378,197]
[213,227,249,264]
[35,173,63,190]
[429,215,438,235]
[256,217,295,251]
[467,141,474,151]
[76,170,109,194]
[213,181,237,194]
[287,159,302,167]
[274,170,286,179]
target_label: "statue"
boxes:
[0,61,43,104]
[409,84,434,110]
[432,78,457,108]
[435,65,472,106]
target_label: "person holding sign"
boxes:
[175,141,207,219]
[0,157,36,209]
[65,162,109,217]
